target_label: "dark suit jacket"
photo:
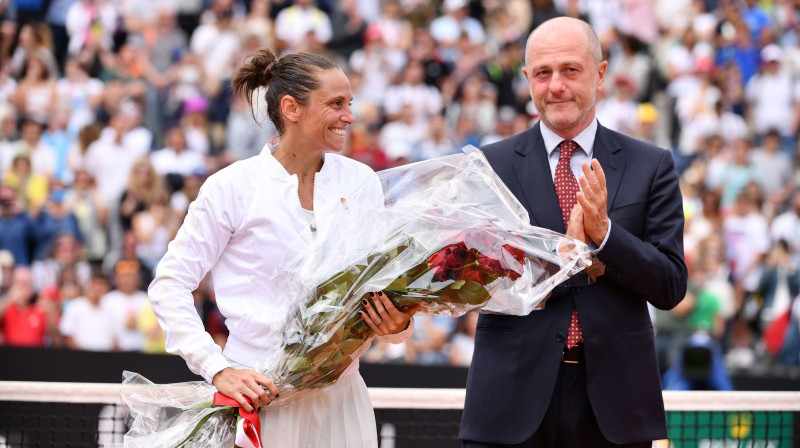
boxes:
[459,122,688,444]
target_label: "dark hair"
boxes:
[231,47,338,135]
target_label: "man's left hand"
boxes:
[576,159,609,246]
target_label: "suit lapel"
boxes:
[592,124,625,212]
[511,124,566,232]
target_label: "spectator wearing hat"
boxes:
[630,102,665,146]
[745,43,800,156]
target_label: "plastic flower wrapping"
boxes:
[121,147,593,447]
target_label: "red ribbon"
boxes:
[213,392,263,448]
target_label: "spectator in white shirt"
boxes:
[274,0,332,51]
[59,273,118,351]
[150,126,205,177]
[65,0,118,57]
[379,103,426,158]
[771,190,800,266]
[749,129,793,205]
[103,259,149,352]
[189,5,241,82]
[84,110,151,206]
[383,61,443,127]
[11,117,56,180]
[745,44,800,152]
[430,0,485,63]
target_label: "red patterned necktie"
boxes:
[554,140,582,349]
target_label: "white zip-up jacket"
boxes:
[149,144,409,383]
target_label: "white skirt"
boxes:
[259,372,378,448]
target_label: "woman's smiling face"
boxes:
[296,69,355,153]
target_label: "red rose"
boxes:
[502,244,526,265]
[427,242,470,282]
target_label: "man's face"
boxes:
[522,23,606,139]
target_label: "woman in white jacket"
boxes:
[148,47,417,447]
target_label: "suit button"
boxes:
[556,333,565,342]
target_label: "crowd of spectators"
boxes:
[0,0,800,389]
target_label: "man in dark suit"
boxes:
[460,17,687,447]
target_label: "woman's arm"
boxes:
[148,173,278,411]
[148,175,241,382]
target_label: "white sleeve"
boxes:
[148,173,239,383]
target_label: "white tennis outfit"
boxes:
[149,144,410,447]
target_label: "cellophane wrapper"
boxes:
[121,147,593,447]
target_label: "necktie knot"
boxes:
[559,140,578,161]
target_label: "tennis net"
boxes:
[0,382,798,447]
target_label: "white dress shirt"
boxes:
[149,145,407,383]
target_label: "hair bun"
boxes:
[249,48,278,86]
[231,47,279,110]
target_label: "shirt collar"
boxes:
[540,118,598,158]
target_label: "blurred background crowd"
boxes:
[1,0,800,391]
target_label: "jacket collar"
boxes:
[258,143,334,180]
[510,122,625,231]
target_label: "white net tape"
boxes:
[1,381,799,411]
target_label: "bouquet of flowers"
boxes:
[121,147,592,447]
